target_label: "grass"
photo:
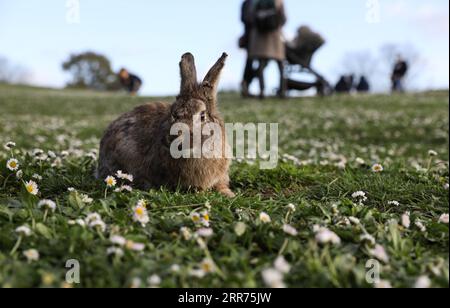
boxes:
[0,83,448,288]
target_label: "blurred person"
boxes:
[240,0,256,98]
[356,76,370,93]
[391,55,408,93]
[248,0,287,99]
[119,68,142,96]
[334,75,354,94]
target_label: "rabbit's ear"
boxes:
[179,53,198,95]
[201,53,228,110]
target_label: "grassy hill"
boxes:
[0,84,448,288]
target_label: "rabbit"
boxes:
[97,52,235,197]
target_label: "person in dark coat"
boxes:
[391,56,408,93]
[119,68,142,96]
[356,76,370,93]
[240,0,256,98]
[249,0,287,99]
[335,75,354,93]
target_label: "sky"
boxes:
[0,0,448,95]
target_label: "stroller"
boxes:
[284,26,332,96]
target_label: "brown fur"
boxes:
[97,53,234,197]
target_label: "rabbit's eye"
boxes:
[200,111,207,122]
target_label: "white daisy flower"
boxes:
[148,274,162,287]
[114,185,133,193]
[259,212,272,224]
[261,268,285,288]
[47,151,56,159]
[32,174,43,181]
[80,194,93,204]
[130,278,142,289]
[6,158,19,171]
[23,249,40,262]
[85,212,106,232]
[170,264,181,273]
[32,149,44,157]
[414,276,431,288]
[189,269,206,279]
[85,152,97,160]
[234,222,247,236]
[85,213,102,225]
[89,219,106,233]
[388,200,400,206]
[438,214,449,224]
[200,258,216,274]
[369,244,390,263]
[352,191,367,204]
[61,150,69,157]
[125,240,145,252]
[24,180,39,195]
[116,170,134,182]
[4,141,16,151]
[274,256,291,274]
[68,219,86,227]
[282,224,298,236]
[180,227,192,240]
[375,280,393,289]
[190,212,202,224]
[38,199,57,212]
[415,220,427,232]
[132,203,150,227]
[360,234,376,246]
[371,164,384,173]
[287,203,296,212]
[104,176,117,187]
[201,211,210,227]
[312,224,321,233]
[355,157,366,165]
[106,247,124,257]
[428,150,438,157]
[110,235,127,247]
[16,170,23,179]
[444,183,449,190]
[15,226,32,237]
[196,228,214,238]
[349,217,361,225]
[315,227,341,245]
[401,212,411,229]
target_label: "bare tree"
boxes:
[341,50,379,79]
[0,56,31,84]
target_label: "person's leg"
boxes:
[244,58,255,83]
[130,80,142,96]
[276,60,286,98]
[398,79,405,92]
[391,78,397,93]
[256,59,268,99]
[241,56,254,97]
[394,79,401,92]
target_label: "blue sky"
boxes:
[0,0,448,95]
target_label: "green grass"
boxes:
[0,83,448,288]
